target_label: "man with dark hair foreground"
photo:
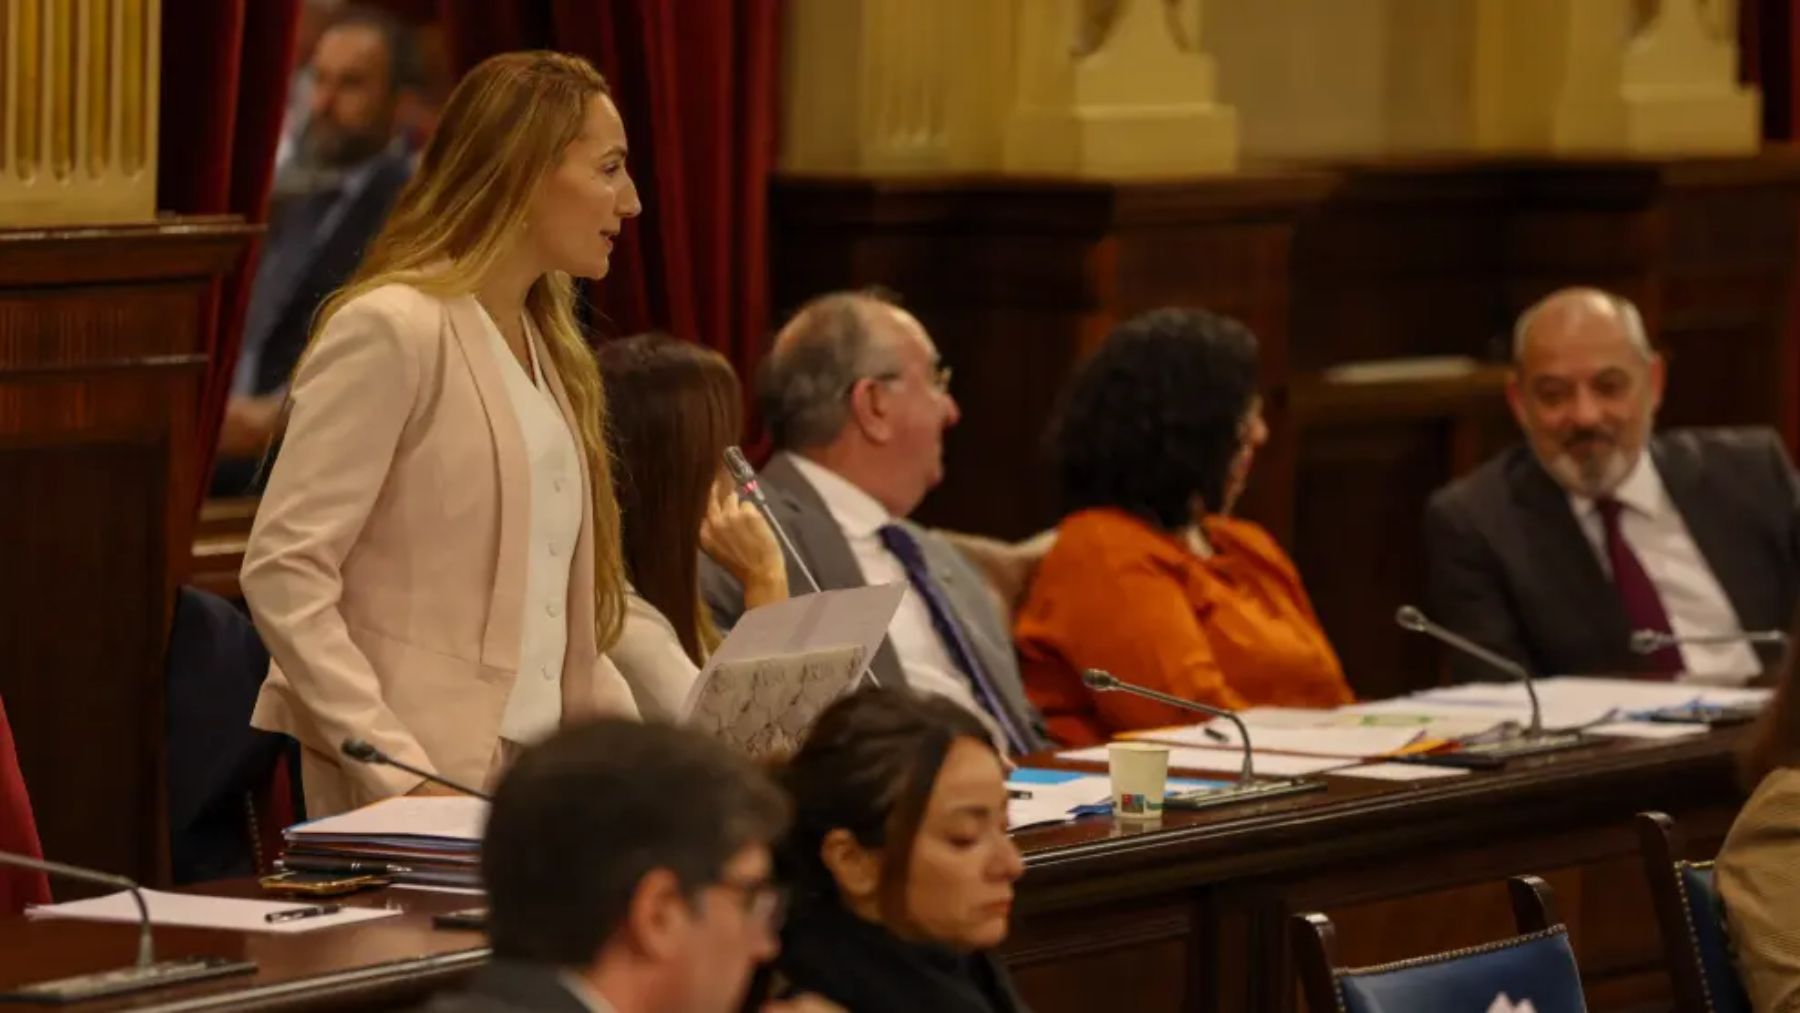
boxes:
[422,720,835,1013]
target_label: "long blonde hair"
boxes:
[309,51,627,650]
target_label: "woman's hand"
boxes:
[700,478,789,608]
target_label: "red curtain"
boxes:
[0,696,49,912]
[435,0,782,382]
[160,0,304,504]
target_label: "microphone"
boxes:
[0,851,253,1000]
[1630,628,1789,655]
[1395,605,1592,762]
[340,739,493,801]
[724,446,822,594]
[1082,669,1255,782]
[1396,605,1544,737]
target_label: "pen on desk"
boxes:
[1202,725,1231,744]
[1007,789,1032,800]
[266,904,342,924]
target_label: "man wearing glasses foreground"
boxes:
[703,291,1049,757]
[426,720,835,1013]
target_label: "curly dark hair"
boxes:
[1051,307,1260,529]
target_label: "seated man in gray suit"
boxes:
[703,291,1050,754]
[422,720,830,1013]
[1425,287,1800,683]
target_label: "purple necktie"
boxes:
[878,524,1032,754]
[1595,498,1682,676]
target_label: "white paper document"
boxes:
[1058,745,1350,777]
[682,585,905,755]
[1005,775,1111,832]
[1413,676,1770,727]
[1126,722,1425,758]
[1330,762,1470,782]
[287,796,488,843]
[28,890,401,934]
[1583,721,1710,741]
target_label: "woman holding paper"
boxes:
[1014,308,1353,747]
[597,333,790,720]
[242,52,643,817]
[1717,630,1800,1010]
[769,687,1031,1012]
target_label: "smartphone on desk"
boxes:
[259,870,389,897]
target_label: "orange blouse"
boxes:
[1015,508,1352,747]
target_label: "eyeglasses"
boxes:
[711,873,789,933]
[856,363,954,396]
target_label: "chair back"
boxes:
[1635,811,1751,1013]
[165,587,295,883]
[1294,875,1587,1013]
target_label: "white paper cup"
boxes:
[1107,742,1169,821]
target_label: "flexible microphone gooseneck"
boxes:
[341,739,493,801]
[0,851,255,1000]
[1396,605,1544,737]
[1081,669,1255,783]
[723,446,822,595]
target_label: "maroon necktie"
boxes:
[1595,498,1682,676]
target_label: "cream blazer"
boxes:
[1719,765,1800,1012]
[244,283,639,816]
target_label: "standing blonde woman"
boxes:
[243,51,642,816]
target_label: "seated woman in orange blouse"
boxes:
[1015,308,1353,747]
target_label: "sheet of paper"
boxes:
[1584,721,1711,740]
[1329,762,1471,781]
[1057,745,1350,777]
[681,584,905,739]
[287,796,488,843]
[1414,676,1770,724]
[1125,722,1424,758]
[1004,768,1229,831]
[389,884,487,896]
[28,890,401,934]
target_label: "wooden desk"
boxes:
[0,884,484,1012]
[0,730,1746,1012]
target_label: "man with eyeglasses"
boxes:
[424,719,835,1013]
[702,290,1050,757]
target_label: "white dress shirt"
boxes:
[476,304,584,743]
[787,455,992,723]
[1568,452,1760,681]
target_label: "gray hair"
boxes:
[758,291,905,450]
[1512,289,1653,363]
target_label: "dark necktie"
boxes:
[878,524,1032,754]
[1595,498,1682,676]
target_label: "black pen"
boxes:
[1202,726,1230,744]
[266,904,342,924]
[1007,789,1032,800]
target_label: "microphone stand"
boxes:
[341,740,493,801]
[1081,670,1324,812]
[724,446,823,594]
[0,852,255,1001]
[1395,606,1590,762]
[1630,628,1789,653]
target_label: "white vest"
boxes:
[477,304,583,744]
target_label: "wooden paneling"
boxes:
[771,151,1800,699]
[0,219,255,889]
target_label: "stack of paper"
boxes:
[1124,722,1426,759]
[1057,744,1353,777]
[282,796,487,888]
[29,890,401,934]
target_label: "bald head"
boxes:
[1512,288,1652,364]
[1506,287,1665,497]
[757,290,959,517]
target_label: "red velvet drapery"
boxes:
[160,0,304,504]
[0,696,49,912]
[434,0,782,382]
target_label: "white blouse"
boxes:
[609,591,703,723]
[475,303,584,745]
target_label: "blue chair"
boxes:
[1293,875,1588,1013]
[1636,812,1750,1013]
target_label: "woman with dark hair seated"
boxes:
[1015,308,1352,747]
[1717,616,1800,1010]
[772,687,1031,1013]
[598,333,789,720]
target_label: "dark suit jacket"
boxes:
[1424,427,1800,681]
[700,452,1049,751]
[250,151,413,396]
[416,961,598,1013]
